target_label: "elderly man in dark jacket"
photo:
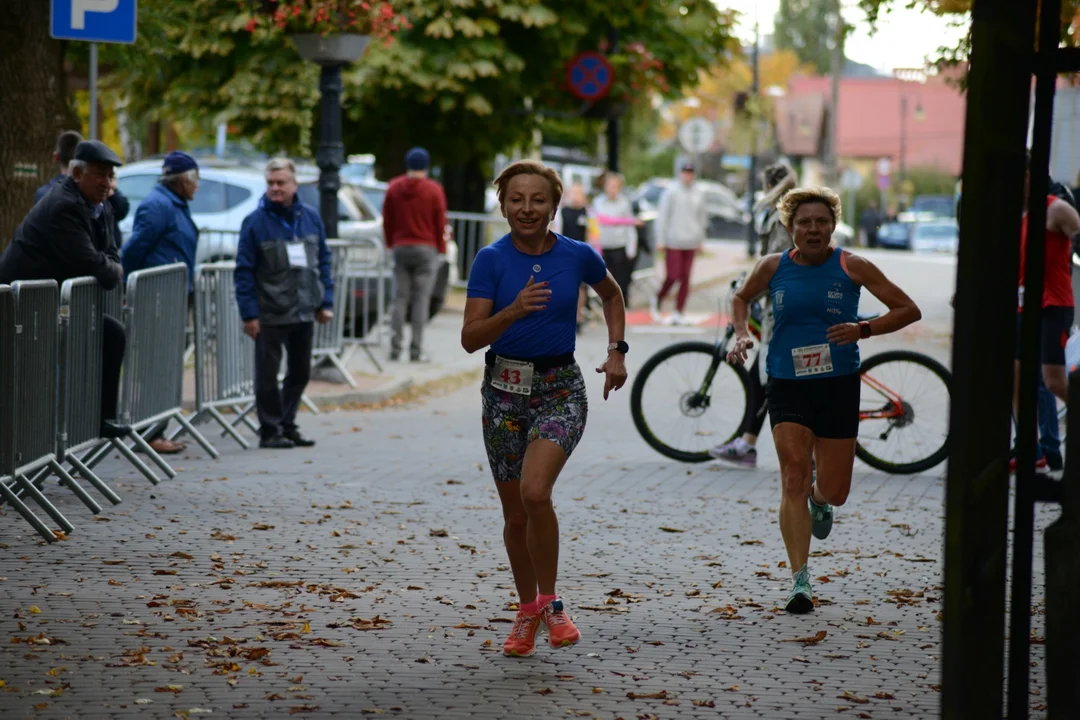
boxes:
[0,140,131,438]
[36,130,130,243]
[235,158,334,449]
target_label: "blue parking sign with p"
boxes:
[51,0,137,44]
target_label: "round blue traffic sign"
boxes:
[566,52,615,102]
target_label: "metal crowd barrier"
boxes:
[447,211,509,286]
[198,229,241,264]
[182,262,257,449]
[0,285,66,541]
[120,264,217,458]
[339,236,388,373]
[0,281,76,542]
[312,240,356,385]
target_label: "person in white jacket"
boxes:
[652,162,708,324]
[591,173,641,306]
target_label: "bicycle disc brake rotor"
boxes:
[680,392,710,418]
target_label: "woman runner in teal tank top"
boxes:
[726,187,921,614]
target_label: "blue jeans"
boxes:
[1037,375,1062,462]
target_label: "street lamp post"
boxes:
[292,33,371,239]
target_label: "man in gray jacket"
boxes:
[652,162,707,324]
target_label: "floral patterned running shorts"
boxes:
[480,362,588,482]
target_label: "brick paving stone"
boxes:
[0,327,1054,720]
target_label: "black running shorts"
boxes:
[766,373,861,439]
[1014,306,1073,366]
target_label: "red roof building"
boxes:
[773,70,967,176]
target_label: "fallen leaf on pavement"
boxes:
[134,699,152,705]
[429,529,448,537]
[289,706,320,715]
[210,531,237,541]
[102,559,126,565]
[252,523,275,531]
[725,685,740,692]
[781,630,827,646]
[627,690,668,700]
[310,639,342,647]
[170,552,195,560]
[873,691,895,700]
[839,690,869,704]
[28,606,41,614]
[740,540,764,546]
[659,527,685,533]
[534,688,553,695]
[693,699,716,707]
[155,685,184,694]
[250,580,303,588]
[153,570,178,576]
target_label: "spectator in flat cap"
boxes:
[119,150,201,454]
[35,131,130,243]
[0,139,131,439]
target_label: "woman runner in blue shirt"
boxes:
[727,187,921,614]
[462,160,629,656]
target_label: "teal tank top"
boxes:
[765,248,861,380]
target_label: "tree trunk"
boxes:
[0,2,75,249]
[442,158,487,214]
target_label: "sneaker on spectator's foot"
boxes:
[259,433,294,450]
[1045,453,1064,471]
[540,599,581,648]
[708,441,758,468]
[1008,456,1048,473]
[503,611,541,657]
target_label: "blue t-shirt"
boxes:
[766,248,861,380]
[467,233,607,357]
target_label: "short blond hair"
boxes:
[265,157,297,180]
[493,160,563,209]
[777,186,842,230]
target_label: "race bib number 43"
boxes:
[792,343,833,377]
[491,356,534,395]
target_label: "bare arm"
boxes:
[828,253,921,345]
[590,272,628,399]
[727,254,781,364]
[1048,198,1080,239]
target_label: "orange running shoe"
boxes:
[503,611,542,657]
[540,599,581,648]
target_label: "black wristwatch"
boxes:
[858,321,872,339]
[608,341,629,354]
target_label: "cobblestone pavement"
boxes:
[0,317,1055,720]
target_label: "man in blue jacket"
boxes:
[120,151,201,455]
[235,158,334,449]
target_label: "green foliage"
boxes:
[774,0,844,76]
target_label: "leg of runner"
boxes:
[809,436,856,541]
[774,422,815,613]
[496,479,545,656]
[520,439,581,648]
[711,355,764,468]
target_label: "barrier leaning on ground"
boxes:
[338,236,388,373]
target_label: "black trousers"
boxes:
[602,247,633,307]
[102,315,125,422]
[254,322,314,438]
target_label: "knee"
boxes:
[520,485,552,515]
[819,483,850,507]
[1045,374,1068,400]
[503,508,528,532]
[779,463,812,499]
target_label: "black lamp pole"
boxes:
[317,63,345,240]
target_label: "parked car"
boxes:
[876,221,913,250]
[116,160,382,263]
[910,220,959,254]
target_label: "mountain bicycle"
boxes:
[629,274,953,475]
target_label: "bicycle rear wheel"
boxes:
[855,350,952,474]
[630,341,752,463]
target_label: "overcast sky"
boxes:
[719,0,970,73]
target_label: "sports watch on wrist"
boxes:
[608,340,629,354]
[858,321,872,339]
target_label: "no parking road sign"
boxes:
[566,52,615,102]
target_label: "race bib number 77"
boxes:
[792,343,833,377]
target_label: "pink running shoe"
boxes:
[503,611,542,657]
[540,599,581,648]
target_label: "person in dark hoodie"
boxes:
[0,140,131,439]
[235,158,334,450]
[36,130,129,243]
[382,146,448,362]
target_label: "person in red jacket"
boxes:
[383,147,448,362]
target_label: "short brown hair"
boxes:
[777,186,842,230]
[493,160,563,209]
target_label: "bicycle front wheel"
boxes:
[855,350,952,474]
[630,341,752,463]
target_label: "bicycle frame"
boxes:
[858,374,907,421]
